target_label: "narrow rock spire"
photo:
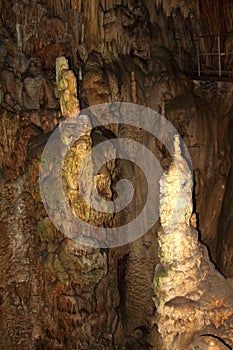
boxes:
[56,56,80,118]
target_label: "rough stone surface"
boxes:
[0,1,232,349]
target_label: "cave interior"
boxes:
[0,0,233,349]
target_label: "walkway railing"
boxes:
[196,33,233,77]
[174,33,233,79]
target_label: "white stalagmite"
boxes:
[159,134,193,233]
[154,135,233,349]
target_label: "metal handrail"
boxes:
[196,33,233,77]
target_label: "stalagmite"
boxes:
[154,136,233,349]
[81,23,84,43]
[56,56,80,118]
[1,0,233,348]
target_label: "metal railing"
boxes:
[196,33,233,77]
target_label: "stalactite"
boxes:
[106,0,113,11]
[1,0,233,348]
[81,23,84,43]
[130,71,137,104]
[16,23,23,51]
[69,0,82,11]
[86,0,100,50]
[47,0,64,18]
[100,0,106,11]
[100,9,105,51]
[160,100,165,117]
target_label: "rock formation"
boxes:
[0,1,232,349]
[154,136,233,349]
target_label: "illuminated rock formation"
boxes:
[56,56,80,118]
[154,136,233,349]
[0,1,232,349]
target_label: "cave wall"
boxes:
[0,1,232,349]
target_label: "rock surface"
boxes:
[0,1,232,349]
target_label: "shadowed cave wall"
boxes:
[0,0,233,349]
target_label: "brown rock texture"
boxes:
[0,1,232,349]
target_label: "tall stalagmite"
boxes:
[0,1,232,349]
[154,136,233,349]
